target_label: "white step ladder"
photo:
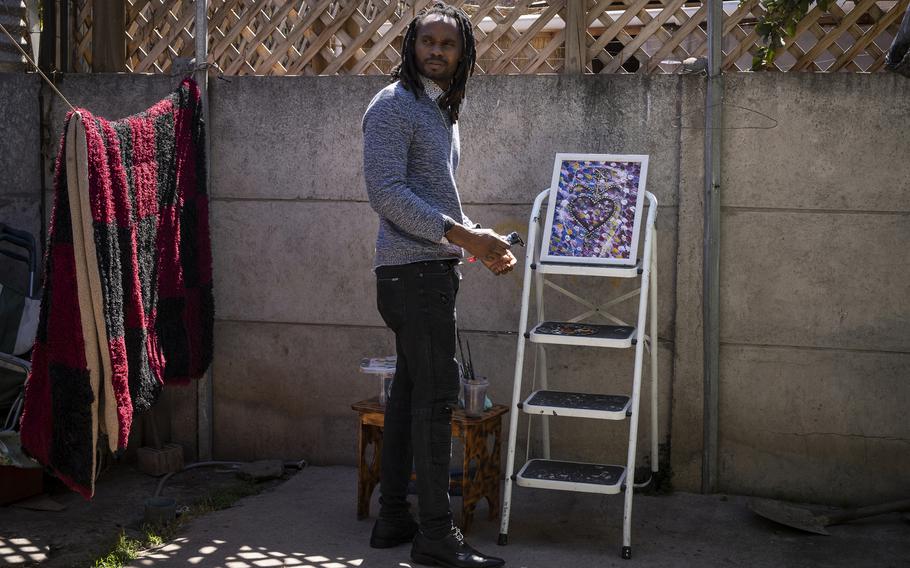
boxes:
[498,160,659,560]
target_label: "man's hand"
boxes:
[445,224,511,262]
[482,249,517,276]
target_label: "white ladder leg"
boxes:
[650,229,659,474]
[622,202,657,560]
[534,264,550,460]
[499,189,548,545]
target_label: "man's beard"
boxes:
[420,59,452,81]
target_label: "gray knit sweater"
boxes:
[362,80,473,268]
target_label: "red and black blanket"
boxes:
[20,78,213,497]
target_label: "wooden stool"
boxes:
[352,397,508,532]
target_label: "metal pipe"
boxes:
[195,0,214,462]
[702,0,724,495]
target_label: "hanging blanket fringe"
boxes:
[19,78,214,498]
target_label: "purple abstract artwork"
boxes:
[544,158,645,264]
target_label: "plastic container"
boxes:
[462,377,489,418]
[144,496,176,525]
[378,372,394,406]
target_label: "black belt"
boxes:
[376,259,459,279]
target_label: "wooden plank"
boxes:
[791,0,879,71]
[586,0,650,61]
[127,0,151,22]
[211,0,259,61]
[80,0,910,76]
[632,1,692,72]
[132,0,191,72]
[323,0,399,75]
[489,1,563,74]
[469,0,503,28]
[134,0,195,72]
[296,9,359,74]
[723,0,759,35]
[349,0,432,75]
[127,0,156,40]
[831,0,908,71]
[720,0,763,67]
[225,1,296,74]
[763,3,824,70]
[286,0,360,74]
[642,1,696,66]
[820,1,889,71]
[722,25,759,70]
[564,0,585,74]
[867,47,890,72]
[130,0,178,58]
[476,2,532,58]
[647,2,706,72]
[464,0,502,49]
[75,0,94,72]
[585,0,617,28]
[603,0,686,73]
[480,24,519,74]
[803,2,871,71]
[254,0,336,74]
[522,30,566,74]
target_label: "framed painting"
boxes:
[540,153,649,266]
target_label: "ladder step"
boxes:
[537,261,642,278]
[529,321,636,348]
[522,390,630,420]
[516,459,626,495]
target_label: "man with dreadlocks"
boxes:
[362,2,511,567]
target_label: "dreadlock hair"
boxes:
[391,2,476,124]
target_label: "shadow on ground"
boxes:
[118,466,909,568]
[0,461,280,567]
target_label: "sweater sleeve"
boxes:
[363,95,447,242]
[462,212,478,229]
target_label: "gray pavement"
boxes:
[124,466,908,568]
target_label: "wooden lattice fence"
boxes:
[0,0,34,70]
[70,1,910,74]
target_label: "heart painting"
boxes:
[567,194,616,234]
[544,156,647,265]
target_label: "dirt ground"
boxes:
[0,459,292,567]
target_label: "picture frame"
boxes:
[539,153,649,266]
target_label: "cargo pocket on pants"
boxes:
[430,405,453,465]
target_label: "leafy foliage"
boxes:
[751,0,833,69]
[91,480,266,568]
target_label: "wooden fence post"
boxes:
[564,0,586,74]
[92,0,125,72]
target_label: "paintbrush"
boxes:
[457,328,468,380]
[466,338,476,381]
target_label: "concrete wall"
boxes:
[0,74,41,292]
[2,70,907,505]
[718,73,910,505]
[207,74,697,471]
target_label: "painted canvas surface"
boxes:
[541,155,648,265]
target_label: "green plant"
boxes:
[91,480,267,568]
[751,0,834,70]
[92,532,143,568]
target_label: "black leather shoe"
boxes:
[411,528,506,567]
[370,517,419,548]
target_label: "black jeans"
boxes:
[375,259,461,538]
